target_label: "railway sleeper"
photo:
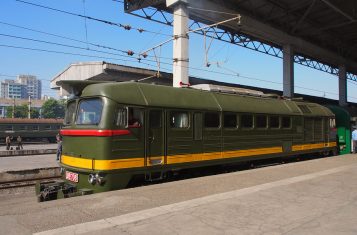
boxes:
[36,180,93,202]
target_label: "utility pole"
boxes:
[12,97,15,118]
[28,95,31,119]
[167,0,189,87]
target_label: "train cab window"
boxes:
[241,115,253,128]
[269,116,280,129]
[5,125,13,131]
[282,117,291,129]
[170,111,189,128]
[76,99,103,125]
[65,101,76,125]
[256,115,267,128]
[224,113,237,128]
[204,112,220,128]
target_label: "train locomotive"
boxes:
[36,82,338,201]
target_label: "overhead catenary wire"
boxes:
[0,32,173,61]
[2,43,356,101]
[14,0,172,37]
[0,21,173,61]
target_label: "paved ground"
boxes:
[0,143,57,152]
[0,154,356,235]
[0,153,58,172]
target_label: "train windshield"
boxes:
[64,101,76,125]
[76,98,103,125]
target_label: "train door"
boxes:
[146,109,166,166]
[304,118,314,143]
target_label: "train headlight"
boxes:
[88,174,96,185]
[95,173,106,185]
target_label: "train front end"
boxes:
[36,93,135,201]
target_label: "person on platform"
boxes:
[56,134,62,162]
[17,136,23,150]
[352,127,357,154]
[5,135,11,150]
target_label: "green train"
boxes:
[325,106,351,155]
[0,118,62,144]
[37,82,338,201]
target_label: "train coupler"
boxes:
[35,180,93,202]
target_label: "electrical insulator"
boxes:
[124,25,131,30]
[127,50,134,56]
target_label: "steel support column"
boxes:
[339,65,347,106]
[172,2,189,87]
[283,45,294,98]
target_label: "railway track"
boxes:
[0,177,61,190]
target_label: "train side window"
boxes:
[20,126,27,131]
[282,117,291,129]
[170,111,189,128]
[329,118,336,128]
[224,113,237,128]
[241,114,253,128]
[33,125,39,131]
[5,125,13,131]
[256,115,267,128]
[269,116,280,129]
[204,112,220,128]
[116,108,128,127]
[65,101,76,125]
[149,110,161,128]
[45,125,51,130]
[128,108,143,128]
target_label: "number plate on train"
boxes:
[65,171,78,183]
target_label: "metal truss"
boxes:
[294,54,339,75]
[128,6,357,81]
[347,73,357,82]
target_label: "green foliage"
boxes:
[41,99,65,119]
[6,105,27,118]
[5,104,41,118]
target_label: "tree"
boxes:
[5,104,41,118]
[41,99,65,119]
[6,104,27,118]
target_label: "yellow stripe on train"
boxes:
[61,142,336,171]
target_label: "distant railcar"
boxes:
[0,118,63,143]
[37,82,338,201]
[325,105,351,154]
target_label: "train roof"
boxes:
[81,82,333,117]
[0,118,63,124]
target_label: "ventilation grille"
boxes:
[298,105,311,113]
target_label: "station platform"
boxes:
[0,153,59,183]
[0,154,357,235]
[0,143,57,157]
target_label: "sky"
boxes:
[0,0,356,102]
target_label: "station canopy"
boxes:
[125,0,357,79]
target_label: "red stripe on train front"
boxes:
[60,129,131,136]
